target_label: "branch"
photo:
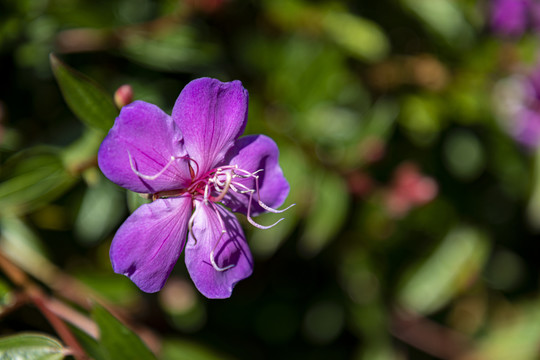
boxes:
[390,307,472,359]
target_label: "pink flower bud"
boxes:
[114,84,134,109]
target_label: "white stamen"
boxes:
[245,187,285,229]
[188,210,198,246]
[212,171,232,202]
[128,151,176,180]
[210,248,235,272]
[203,182,210,204]
[258,201,296,214]
[209,202,235,272]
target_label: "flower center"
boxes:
[128,154,294,272]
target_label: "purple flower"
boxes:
[490,0,540,37]
[512,67,540,148]
[491,0,530,37]
[494,64,540,149]
[513,108,540,147]
[98,78,291,298]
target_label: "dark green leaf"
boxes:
[161,339,230,360]
[0,147,77,215]
[0,333,65,360]
[70,326,108,360]
[92,304,157,360]
[50,53,118,132]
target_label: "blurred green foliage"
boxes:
[1,0,540,359]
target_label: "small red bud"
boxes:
[114,84,134,108]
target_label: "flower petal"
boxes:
[172,78,248,177]
[110,196,192,293]
[98,101,191,193]
[185,201,253,299]
[221,134,290,216]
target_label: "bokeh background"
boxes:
[2,0,540,359]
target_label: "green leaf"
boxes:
[0,216,54,283]
[92,304,157,360]
[75,272,137,305]
[127,190,152,213]
[50,53,118,132]
[161,339,231,360]
[0,333,65,360]
[468,300,540,360]
[120,27,217,72]
[443,129,485,181]
[400,0,474,47]
[397,225,490,314]
[527,148,540,230]
[70,326,108,360]
[74,175,125,245]
[299,170,349,257]
[322,11,390,63]
[0,147,77,215]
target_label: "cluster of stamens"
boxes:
[128,152,293,272]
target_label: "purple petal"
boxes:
[98,101,191,194]
[185,201,253,299]
[513,108,540,148]
[221,135,290,217]
[172,78,248,177]
[491,0,529,37]
[110,196,192,293]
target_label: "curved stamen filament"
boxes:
[245,187,285,229]
[224,168,295,229]
[188,210,198,246]
[257,201,296,214]
[210,246,235,272]
[210,202,235,272]
[128,152,177,180]
[211,171,232,202]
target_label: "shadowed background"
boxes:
[1,0,540,359]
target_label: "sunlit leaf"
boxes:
[322,11,390,63]
[74,175,125,244]
[92,304,157,360]
[0,277,14,312]
[160,339,231,360]
[467,300,540,360]
[50,53,118,132]
[398,226,490,314]
[127,190,152,213]
[75,272,137,305]
[0,333,65,360]
[61,127,104,173]
[299,170,349,257]
[400,94,442,146]
[400,0,475,47]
